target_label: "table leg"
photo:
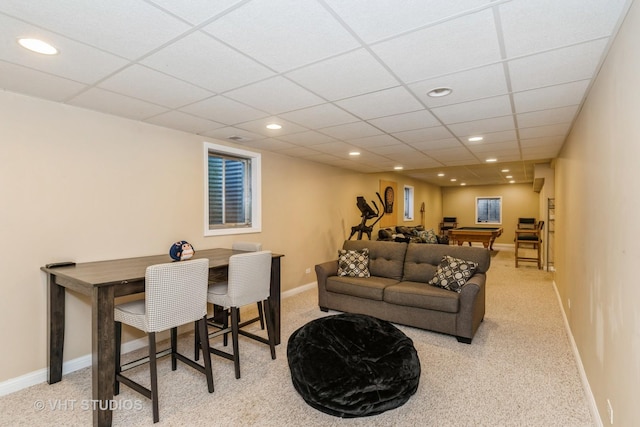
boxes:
[92,285,115,427]
[47,274,65,384]
[269,257,282,345]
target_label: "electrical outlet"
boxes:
[607,399,613,424]
[305,267,311,274]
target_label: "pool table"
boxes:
[449,226,503,250]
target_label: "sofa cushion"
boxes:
[428,255,478,293]
[337,249,370,278]
[343,240,407,280]
[326,276,398,301]
[403,243,491,280]
[384,281,459,313]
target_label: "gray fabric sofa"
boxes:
[315,240,491,343]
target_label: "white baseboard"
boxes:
[551,280,602,427]
[0,284,317,397]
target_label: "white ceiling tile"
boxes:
[238,138,297,152]
[516,106,579,128]
[67,88,169,120]
[0,61,86,102]
[311,141,363,155]
[142,32,275,93]
[180,96,269,125]
[147,0,244,25]
[393,126,455,144]
[234,117,308,137]
[431,95,513,124]
[279,104,359,129]
[202,0,359,72]
[499,0,629,57]
[98,65,214,109]
[275,146,323,157]
[372,9,502,83]
[346,134,402,149]
[319,121,383,140]
[335,87,424,120]
[410,138,462,151]
[464,130,518,145]
[409,63,508,107]
[467,141,519,154]
[324,0,490,43]
[429,147,478,164]
[368,110,440,133]
[285,49,400,101]
[224,76,324,114]
[276,131,338,146]
[0,0,191,59]
[366,144,418,156]
[448,116,516,138]
[201,126,267,142]
[0,14,129,83]
[508,39,609,92]
[513,80,591,113]
[519,123,571,139]
[144,111,225,134]
[521,136,565,148]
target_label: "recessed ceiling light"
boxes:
[18,38,58,55]
[506,175,513,179]
[460,183,467,186]
[509,180,516,184]
[349,151,360,156]
[486,158,497,163]
[394,166,403,170]
[468,136,483,142]
[437,173,445,177]
[265,123,282,130]
[427,87,452,97]
[501,169,510,173]
[450,178,457,182]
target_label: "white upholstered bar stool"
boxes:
[114,258,214,423]
[200,251,276,379]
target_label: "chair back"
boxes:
[232,241,263,252]
[226,251,272,307]
[145,258,209,333]
[517,217,536,229]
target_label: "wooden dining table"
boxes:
[42,248,283,427]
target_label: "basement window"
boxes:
[204,142,261,236]
[475,196,502,224]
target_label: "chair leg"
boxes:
[257,301,265,330]
[230,307,241,379]
[148,332,159,423]
[263,299,276,360]
[171,327,178,371]
[197,316,215,393]
[194,320,201,361]
[114,321,122,395]
[515,241,519,268]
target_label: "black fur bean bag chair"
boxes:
[287,313,420,418]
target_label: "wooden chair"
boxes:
[515,221,544,269]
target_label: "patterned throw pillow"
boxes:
[428,255,478,292]
[337,249,371,278]
[415,228,438,244]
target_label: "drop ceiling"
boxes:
[0,0,632,187]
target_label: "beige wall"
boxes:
[555,1,640,424]
[0,90,441,383]
[442,183,540,245]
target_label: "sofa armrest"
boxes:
[456,273,486,341]
[315,260,338,309]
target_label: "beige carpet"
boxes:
[0,248,594,426]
